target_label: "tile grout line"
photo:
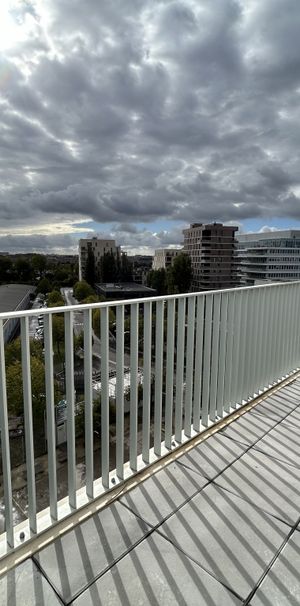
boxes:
[243,515,300,605]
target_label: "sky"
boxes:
[1,0,300,255]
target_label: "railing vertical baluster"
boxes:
[116,305,124,479]
[257,288,267,393]
[216,293,228,418]
[142,301,152,463]
[237,289,248,405]
[184,296,195,437]
[175,298,186,442]
[257,288,266,392]
[223,290,235,413]
[0,320,14,547]
[274,286,283,379]
[101,307,109,488]
[21,316,37,533]
[243,288,252,401]
[65,311,76,509]
[209,293,221,421]
[266,286,275,386]
[201,295,213,426]
[231,291,242,408]
[44,314,58,520]
[83,308,93,499]
[291,284,299,370]
[165,299,175,449]
[154,301,164,455]
[130,303,139,470]
[193,296,204,432]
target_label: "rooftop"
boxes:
[0,284,35,314]
[1,376,300,605]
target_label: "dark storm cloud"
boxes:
[1,0,300,251]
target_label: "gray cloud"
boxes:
[1,0,300,252]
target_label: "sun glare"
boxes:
[0,1,32,51]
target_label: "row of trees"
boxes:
[84,250,133,286]
[147,253,192,295]
[0,254,78,289]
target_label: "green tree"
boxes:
[100,252,118,283]
[167,253,192,294]
[120,253,132,281]
[92,307,115,338]
[73,280,94,302]
[52,316,65,356]
[48,290,64,306]
[0,256,12,283]
[15,258,33,282]
[37,277,51,294]
[147,268,167,295]
[85,247,96,286]
[31,254,47,276]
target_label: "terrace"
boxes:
[0,282,300,604]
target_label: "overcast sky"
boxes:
[1,0,300,255]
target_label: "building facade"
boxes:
[78,237,120,281]
[152,248,182,271]
[237,230,300,285]
[183,223,239,291]
[0,284,35,343]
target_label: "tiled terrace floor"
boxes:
[1,378,300,605]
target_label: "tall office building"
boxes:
[152,248,182,270]
[183,223,239,291]
[237,230,300,285]
[78,237,120,281]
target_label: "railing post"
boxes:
[0,320,14,547]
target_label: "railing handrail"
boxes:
[0,279,299,320]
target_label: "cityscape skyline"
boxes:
[1,0,300,255]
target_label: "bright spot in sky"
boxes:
[0,1,34,51]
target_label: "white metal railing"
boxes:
[0,281,300,552]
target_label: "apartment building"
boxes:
[237,230,300,285]
[152,248,182,271]
[78,237,120,281]
[183,222,239,291]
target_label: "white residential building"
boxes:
[152,248,182,270]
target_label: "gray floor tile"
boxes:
[34,501,150,604]
[120,461,208,527]
[251,395,296,421]
[176,433,248,480]
[158,483,289,599]
[214,448,300,525]
[0,558,62,605]
[251,530,300,605]
[253,420,300,468]
[279,384,300,402]
[72,532,242,606]
[219,411,277,446]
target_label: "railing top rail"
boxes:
[0,280,299,321]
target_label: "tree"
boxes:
[31,254,47,276]
[92,307,115,338]
[120,253,132,281]
[167,253,192,294]
[52,316,65,356]
[0,256,12,283]
[15,258,33,282]
[73,280,94,302]
[147,268,168,295]
[100,252,118,283]
[85,247,96,286]
[37,277,51,294]
[48,290,64,306]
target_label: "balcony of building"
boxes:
[0,282,300,604]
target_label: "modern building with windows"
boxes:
[237,230,300,285]
[152,248,182,271]
[78,237,120,281]
[183,222,239,291]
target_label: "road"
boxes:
[61,288,130,370]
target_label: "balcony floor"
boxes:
[1,378,300,605]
